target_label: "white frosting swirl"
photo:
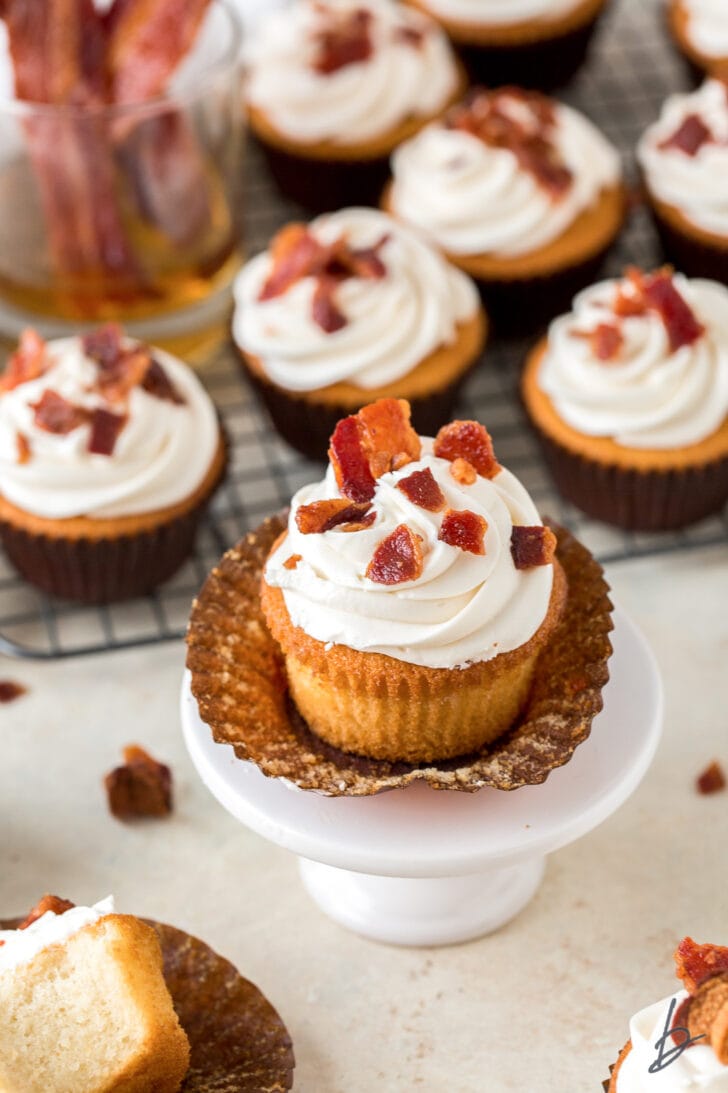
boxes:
[616,992,728,1092]
[0,897,114,972]
[415,0,583,25]
[638,80,728,237]
[0,337,219,520]
[232,208,480,392]
[265,439,554,670]
[681,0,728,59]
[389,96,621,257]
[245,0,460,144]
[538,276,728,449]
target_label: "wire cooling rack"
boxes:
[1,0,726,659]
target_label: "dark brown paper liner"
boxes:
[255,137,390,215]
[647,202,728,287]
[186,513,613,796]
[0,917,295,1093]
[602,1040,632,1092]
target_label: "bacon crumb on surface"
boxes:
[696,760,726,796]
[104,744,173,821]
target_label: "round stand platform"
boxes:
[181,607,662,947]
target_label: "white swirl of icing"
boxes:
[414,0,583,26]
[389,96,620,257]
[245,0,460,144]
[0,898,114,973]
[538,275,728,449]
[616,992,728,1092]
[638,79,728,237]
[264,439,554,670]
[681,0,728,59]
[232,208,480,392]
[0,337,220,520]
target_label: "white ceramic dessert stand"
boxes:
[181,607,662,947]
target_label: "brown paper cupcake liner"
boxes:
[186,512,613,796]
[0,916,295,1093]
[531,427,728,531]
[602,1040,632,1092]
[255,137,391,215]
[647,203,728,287]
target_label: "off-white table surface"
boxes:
[1,544,726,1092]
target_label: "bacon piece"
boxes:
[259,224,324,302]
[339,511,376,532]
[296,498,372,534]
[511,525,557,570]
[450,458,477,485]
[105,743,173,820]
[328,235,388,281]
[15,433,31,464]
[83,324,124,368]
[434,420,500,479]
[0,680,26,703]
[358,398,421,478]
[312,277,347,334]
[613,269,648,318]
[366,524,423,585]
[283,554,302,570]
[658,114,712,156]
[572,322,624,362]
[643,270,704,352]
[438,509,487,555]
[0,329,48,393]
[675,939,728,995]
[31,390,89,435]
[696,760,726,795]
[329,415,377,503]
[141,358,185,404]
[313,8,373,75]
[18,895,75,930]
[397,468,445,512]
[95,346,152,404]
[671,996,696,1048]
[88,408,127,455]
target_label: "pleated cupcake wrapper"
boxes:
[648,203,728,286]
[186,512,613,796]
[255,135,390,215]
[532,428,728,532]
[602,1041,632,1092]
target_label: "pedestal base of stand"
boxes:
[298,857,546,947]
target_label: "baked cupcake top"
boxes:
[410,0,585,26]
[537,269,728,449]
[388,87,621,257]
[677,0,728,60]
[0,895,113,972]
[232,208,480,393]
[0,326,219,520]
[245,0,461,145]
[264,399,556,670]
[638,79,728,238]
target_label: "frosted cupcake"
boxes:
[384,87,625,331]
[666,1,728,81]
[245,0,465,211]
[232,208,486,459]
[0,326,226,602]
[521,269,728,530]
[638,79,728,285]
[401,0,611,89]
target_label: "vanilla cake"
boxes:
[0,897,190,1093]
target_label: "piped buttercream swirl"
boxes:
[681,0,728,59]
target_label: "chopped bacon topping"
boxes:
[447,88,572,198]
[612,268,704,352]
[366,524,423,585]
[16,433,31,464]
[434,420,500,480]
[339,511,376,532]
[397,468,445,512]
[572,322,624,362]
[296,498,372,534]
[329,415,377,503]
[696,760,726,795]
[675,938,728,995]
[88,408,126,456]
[31,390,89,435]
[82,324,125,370]
[313,8,373,75]
[329,399,421,501]
[0,680,26,703]
[141,358,185,404]
[511,525,557,570]
[0,329,48,394]
[18,895,75,930]
[671,996,696,1048]
[283,554,302,570]
[259,224,323,301]
[658,114,712,156]
[438,509,487,555]
[450,458,477,485]
[83,324,153,403]
[312,276,347,334]
[105,744,173,821]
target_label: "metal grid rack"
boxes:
[1,0,725,659]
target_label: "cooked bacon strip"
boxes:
[675,938,728,995]
[366,524,423,585]
[434,420,500,479]
[31,390,89,435]
[18,895,75,930]
[0,329,48,393]
[313,8,373,75]
[658,114,712,156]
[511,525,557,570]
[88,408,127,455]
[438,509,487,554]
[572,322,624,362]
[397,468,445,512]
[295,499,372,534]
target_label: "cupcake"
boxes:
[666,1,728,82]
[638,79,728,285]
[245,0,466,212]
[0,325,226,603]
[383,87,626,332]
[232,208,486,460]
[604,937,728,1091]
[521,268,728,531]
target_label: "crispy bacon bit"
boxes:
[675,938,728,995]
[339,511,376,532]
[366,524,423,585]
[358,398,421,478]
[16,433,31,464]
[0,680,26,703]
[313,8,373,75]
[82,324,124,369]
[296,498,372,534]
[31,390,89,435]
[83,325,157,403]
[105,744,173,821]
[613,269,648,318]
[312,277,347,334]
[283,554,302,570]
[434,420,500,479]
[259,224,322,301]
[0,329,48,394]
[18,895,75,930]
[450,457,477,485]
[511,525,557,570]
[141,358,185,404]
[397,468,445,512]
[88,408,126,456]
[643,270,705,352]
[438,509,487,554]
[572,321,624,362]
[697,760,726,795]
[658,114,712,156]
[448,88,572,198]
[329,415,377,503]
